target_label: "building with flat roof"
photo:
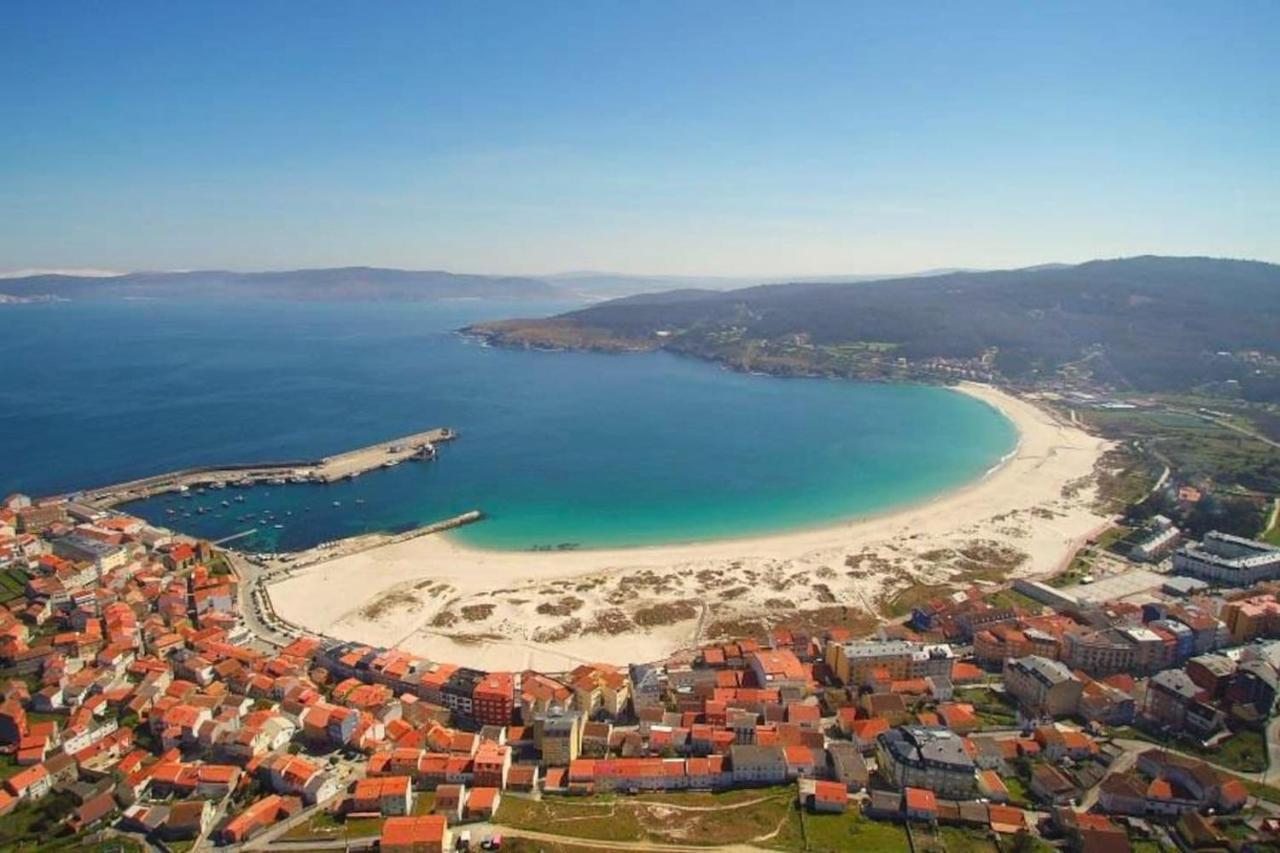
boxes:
[827,640,954,687]
[1173,531,1280,586]
[1222,594,1280,644]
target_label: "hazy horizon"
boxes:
[3,2,1277,275]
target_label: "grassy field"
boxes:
[502,840,624,853]
[1113,727,1267,773]
[1002,776,1032,808]
[281,809,382,841]
[937,825,1000,853]
[879,583,956,619]
[985,587,1043,613]
[0,568,30,605]
[1245,780,1280,804]
[0,790,80,849]
[496,788,798,847]
[797,810,911,853]
[1082,405,1280,494]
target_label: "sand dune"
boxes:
[268,383,1111,671]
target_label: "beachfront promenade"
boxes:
[71,427,456,507]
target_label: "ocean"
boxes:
[0,298,1016,552]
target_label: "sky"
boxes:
[1,1,1277,277]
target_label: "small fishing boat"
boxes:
[234,495,245,503]
[221,500,230,507]
[332,500,341,507]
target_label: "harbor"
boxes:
[70,427,456,508]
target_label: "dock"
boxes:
[71,427,456,507]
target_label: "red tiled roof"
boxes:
[381,815,447,846]
[904,787,937,813]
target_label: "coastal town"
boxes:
[3,455,1280,853]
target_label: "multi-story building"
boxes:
[440,668,485,719]
[1003,655,1082,717]
[1129,516,1180,562]
[471,672,515,726]
[728,745,787,786]
[1117,626,1168,674]
[51,534,128,574]
[534,708,583,767]
[875,726,977,798]
[518,671,573,723]
[828,640,917,685]
[1062,628,1137,676]
[827,641,954,687]
[747,649,807,693]
[1142,669,1222,735]
[568,664,630,718]
[352,776,414,816]
[1173,531,1280,586]
[1221,594,1280,644]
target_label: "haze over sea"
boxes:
[0,299,1015,552]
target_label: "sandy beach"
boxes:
[268,382,1112,672]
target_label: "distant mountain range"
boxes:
[0,264,989,303]
[0,267,565,303]
[467,256,1280,399]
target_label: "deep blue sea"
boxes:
[0,299,1016,552]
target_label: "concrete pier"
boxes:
[70,427,456,507]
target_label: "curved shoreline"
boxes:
[435,380,1023,558]
[269,382,1112,671]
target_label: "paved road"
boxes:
[1264,715,1280,787]
[227,550,294,648]
[1112,737,1270,783]
[1079,745,1139,812]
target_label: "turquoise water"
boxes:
[0,299,1016,551]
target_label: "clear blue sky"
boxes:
[2,1,1276,276]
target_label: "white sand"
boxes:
[268,383,1113,672]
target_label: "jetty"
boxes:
[71,427,456,508]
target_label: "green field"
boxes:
[1082,405,1280,495]
[282,810,382,841]
[497,787,797,847]
[0,568,30,604]
[797,810,912,853]
[1113,727,1267,774]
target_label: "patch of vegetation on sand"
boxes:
[532,618,583,643]
[359,589,420,620]
[429,609,458,627]
[460,603,495,621]
[583,609,634,635]
[536,596,585,616]
[633,600,699,627]
[878,583,954,618]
